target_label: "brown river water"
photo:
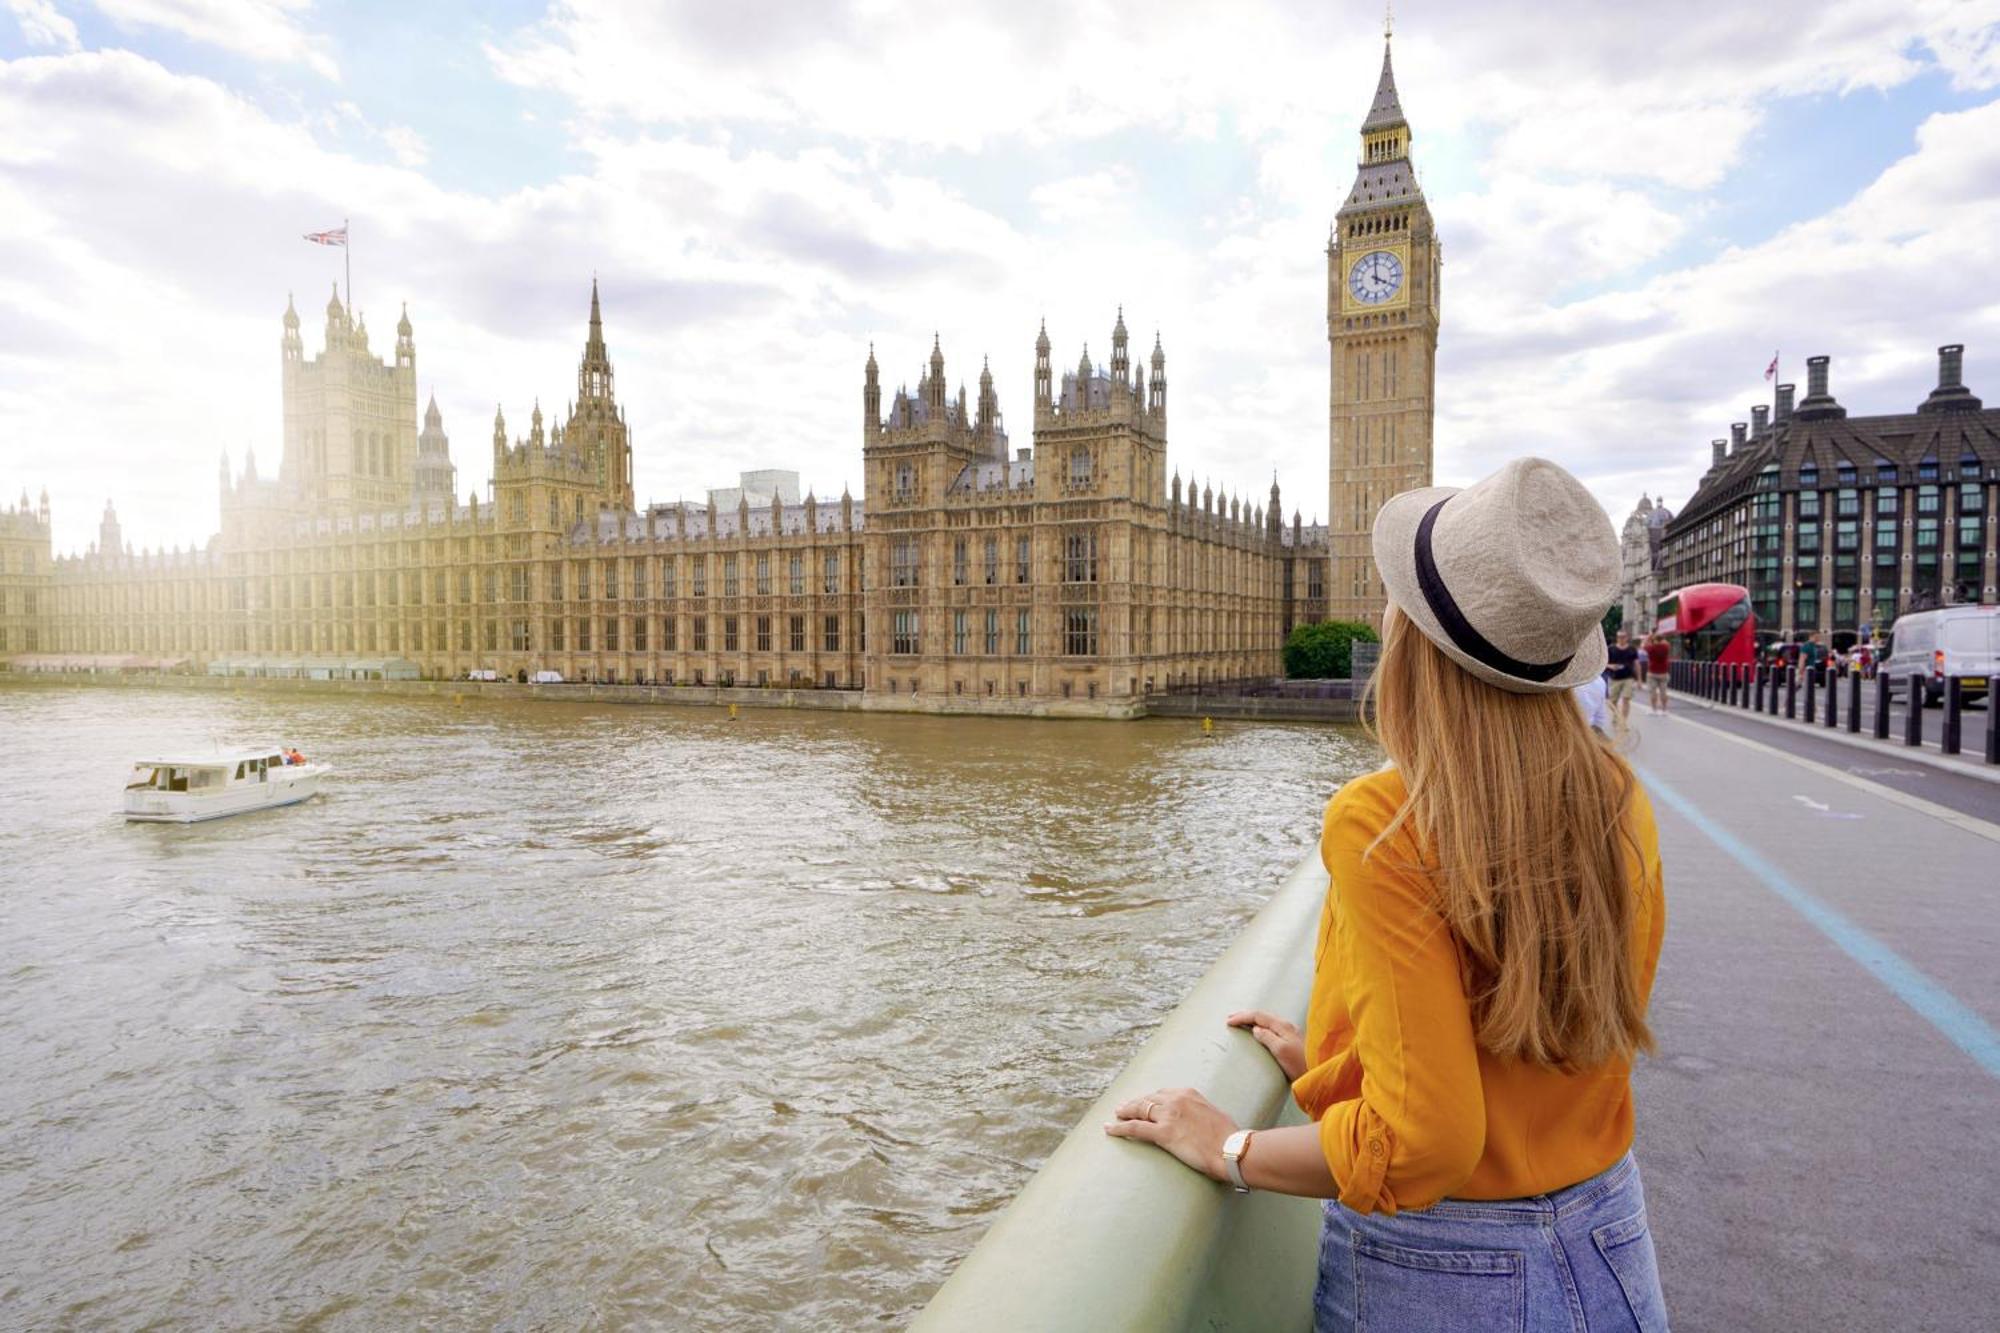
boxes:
[0,682,1377,1330]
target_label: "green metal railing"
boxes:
[912,850,1328,1332]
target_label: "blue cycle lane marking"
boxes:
[1636,764,2000,1083]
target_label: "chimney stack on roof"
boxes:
[1751,404,1770,438]
[1711,438,1727,469]
[1794,354,1846,422]
[1729,422,1747,455]
[1919,343,1982,414]
[1775,383,1795,422]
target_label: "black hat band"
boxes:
[1413,496,1574,684]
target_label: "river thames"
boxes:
[0,683,1377,1329]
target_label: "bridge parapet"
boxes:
[912,850,1327,1332]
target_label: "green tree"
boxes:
[1284,618,1381,679]
[1601,603,1623,638]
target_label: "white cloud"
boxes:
[378,123,426,167]
[89,0,339,80]
[4,1,2000,558]
[7,0,79,50]
[1029,168,1135,225]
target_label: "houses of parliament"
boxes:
[0,32,1438,713]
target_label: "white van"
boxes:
[464,668,500,682]
[530,670,565,684]
[1882,606,2000,705]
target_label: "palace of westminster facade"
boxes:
[0,282,1331,713]
[2,32,1460,710]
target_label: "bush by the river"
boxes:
[1283,618,1380,680]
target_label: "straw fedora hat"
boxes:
[1371,457,1620,694]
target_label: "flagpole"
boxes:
[344,216,351,310]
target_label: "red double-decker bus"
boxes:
[1656,583,1756,665]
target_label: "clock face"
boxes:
[1348,250,1404,305]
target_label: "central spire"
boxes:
[1361,38,1406,134]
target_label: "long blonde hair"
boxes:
[1366,606,1653,1070]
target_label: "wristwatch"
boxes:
[1221,1129,1255,1193]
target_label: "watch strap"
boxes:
[1222,1129,1253,1193]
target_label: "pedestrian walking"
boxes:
[1574,669,1611,734]
[1606,629,1640,730]
[1644,633,1672,714]
[1109,457,1668,1332]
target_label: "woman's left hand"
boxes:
[1104,1087,1239,1181]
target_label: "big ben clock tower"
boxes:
[1327,22,1439,626]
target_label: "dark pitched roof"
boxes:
[1361,42,1407,132]
[1670,400,2000,533]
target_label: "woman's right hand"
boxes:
[1226,1010,1306,1082]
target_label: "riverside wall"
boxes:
[1,671,1359,723]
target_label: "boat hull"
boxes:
[124,768,327,823]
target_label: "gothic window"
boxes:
[789,614,805,652]
[663,616,678,651]
[983,537,999,585]
[578,618,591,651]
[690,558,706,598]
[633,560,648,601]
[725,615,740,651]
[509,567,529,601]
[604,561,619,600]
[892,611,919,654]
[895,463,915,501]
[605,618,620,651]
[1015,536,1031,584]
[634,617,648,651]
[953,539,968,586]
[984,609,999,654]
[953,611,968,655]
[723,554,739,596]
[823,614,840,652]
[1064,608,1099,656]
[891,538,920,588]
[789,553,804,596]
[576,563,590,599]
[692,615,708,651]
[755,552,771,595]
[756,615,771,652]
[1016,610,1031,655]
[1063,529,1098,583]
[661,558,676,598]
[1069,448,1094,489]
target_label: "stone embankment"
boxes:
[2,670,1362,722]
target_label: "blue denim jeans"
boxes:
[1313,1152,1668,1332]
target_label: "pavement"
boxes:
[1624,709,1999,1332]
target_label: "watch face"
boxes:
[1348,250,1404,305]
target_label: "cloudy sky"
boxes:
[3,0,1998,555]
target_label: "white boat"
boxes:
[123,747,329,823]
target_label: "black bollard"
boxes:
[1905,673,1925,747]
[1804,667,1818,723]
[1874,671,1892,740]
[1942,678,1963,756]
[1847,668,1862,734]
[1754,666,1766,713]
[1825,667,1839,728]
[1987,677,2000,765]
[1785,666,1798,719]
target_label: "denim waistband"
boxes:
[1411,1152,1638,1224]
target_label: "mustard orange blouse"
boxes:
[1291,767,1665,1214]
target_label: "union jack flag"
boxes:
[303,226,347,247]
[1764,351,1779,382]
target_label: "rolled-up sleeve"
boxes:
[1315,790,1485,1214]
